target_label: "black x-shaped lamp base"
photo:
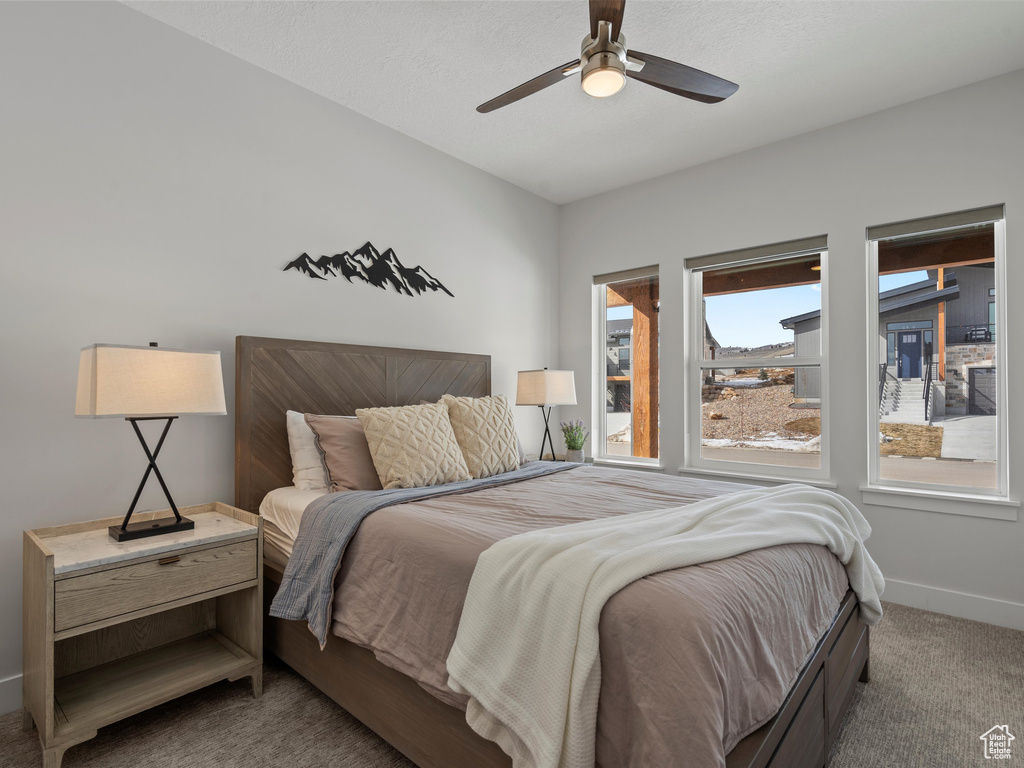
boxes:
[537,406,557,462]
[108,416,195,542]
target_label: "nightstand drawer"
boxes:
[54,540,257,632]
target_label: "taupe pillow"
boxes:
[304,414,383,492]
[441,394,521,479]
[356,402,471,489]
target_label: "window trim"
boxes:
[859,484,1018,521]
[864,215,1011,501]
[592,268,662,467]
[685,235,827,271]
[866,204,1004,241]
[683,246,831,483]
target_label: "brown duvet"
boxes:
[318,466,849,768]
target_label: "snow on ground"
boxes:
[608,422,631,443]
[702,435,822,452]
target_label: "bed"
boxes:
[234,335,871,768]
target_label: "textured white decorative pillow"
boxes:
[441,394,521,479]
[356,402,471,489]
[286,410,328,491]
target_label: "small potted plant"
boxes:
[560,419,590,463]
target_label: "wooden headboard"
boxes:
[234,336,491,513]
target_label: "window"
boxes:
[868,205,1006,495]
[887,321,933,331]
[685,236,827,479]
[594,267,659,463]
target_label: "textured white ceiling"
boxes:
[127,1,1024,204]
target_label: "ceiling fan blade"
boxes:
[590,0,626,41]
[626,50,738,104]
[477,59,581,113]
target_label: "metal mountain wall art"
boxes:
[284,242,454,298]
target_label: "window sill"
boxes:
[593,456,664,472]
[677,465,837,489]
[860,484,1019,521]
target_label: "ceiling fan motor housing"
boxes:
[581,22,627,67]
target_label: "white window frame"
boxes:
[864,212,1011,509]
[592,267,661,468]
[683,246,831,483]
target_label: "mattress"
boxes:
[259,486,326,558]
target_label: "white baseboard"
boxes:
[0,673,22,717]
[884,579,1024,631]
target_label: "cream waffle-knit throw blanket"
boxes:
[446,484,884,768]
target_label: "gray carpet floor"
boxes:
[2,602,1021,767]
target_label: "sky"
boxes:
[608,270,931,348]
[704,284,820,348]
[879,270,929,292]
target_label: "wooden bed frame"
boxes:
[234,335,870,768]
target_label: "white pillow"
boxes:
[286,410,328,491]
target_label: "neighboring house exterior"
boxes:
[606,318,633,413]
[780,265,995,417]
[777,308,821,405]
[606,316,719,412]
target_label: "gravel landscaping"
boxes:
[700,379,942,458]
[702,379,819,448]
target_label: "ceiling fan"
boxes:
[477,0,738,113]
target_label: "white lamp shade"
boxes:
[75,344,227,418]
[516,370,577,407]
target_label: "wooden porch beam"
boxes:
[605,280,659,459]
[879,231,993,275]
[936,268,946,382]
[702,259,821,297]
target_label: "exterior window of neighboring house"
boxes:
[684,236,828,479]
[868,205,1007,496]
[988,287,997,340]
[594,267,660,463]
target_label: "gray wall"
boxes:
[560,69,1024,630]
[0,2,559,712]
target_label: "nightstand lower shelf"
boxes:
[54,631,258,738]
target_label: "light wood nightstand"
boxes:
[23,502,263,768]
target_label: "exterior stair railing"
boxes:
[922,361,939,423]
[878,363,901,417]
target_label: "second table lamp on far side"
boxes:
[515,369,577,461]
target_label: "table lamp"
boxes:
[516,369,577,461]
[75,342,227,542]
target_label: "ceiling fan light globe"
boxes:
[582,68,625,98]
[581,63,626,98]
